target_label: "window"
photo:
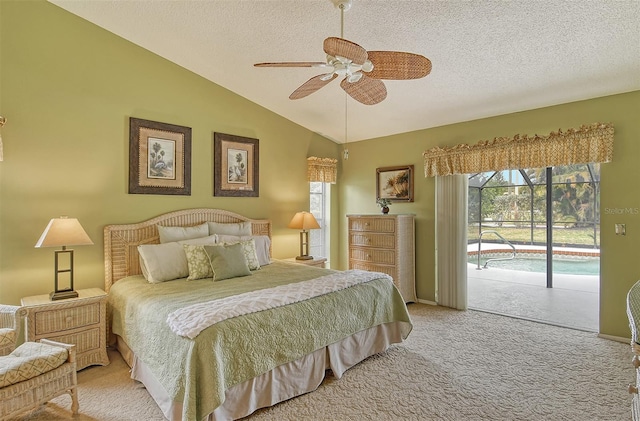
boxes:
[309,182,330,263]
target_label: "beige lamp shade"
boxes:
[35,217,94,248]
[287,212,320,230]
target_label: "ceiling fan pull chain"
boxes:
[343,92,349,160]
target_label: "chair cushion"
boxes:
[0,328,15,349]
[0,342,68,387]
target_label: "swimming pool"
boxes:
[469,255,600,276]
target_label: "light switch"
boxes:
[615,223,626,235]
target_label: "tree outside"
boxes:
[468,164,600,248]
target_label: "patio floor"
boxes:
[467,246,599,332]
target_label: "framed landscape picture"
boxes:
[214,132,259,197]
[128,117,191,195]
[376,165,414,202]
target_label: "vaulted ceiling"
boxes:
[49,0,640,143]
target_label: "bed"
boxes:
[104,208,412,420]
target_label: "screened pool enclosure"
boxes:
[468,164,600,286]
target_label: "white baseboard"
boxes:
[598,333,631,344]
[416,299,437,306]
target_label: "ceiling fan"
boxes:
[254,0,432,105]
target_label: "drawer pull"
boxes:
[66,316,73,324]
[633,355,640,369]
[364,222,369,226]
[629,384,638,395]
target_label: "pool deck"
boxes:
[467,243,599,332]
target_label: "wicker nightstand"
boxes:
[21,287,109,370]
[283,257,327,268]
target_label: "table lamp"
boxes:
[288,211,320,260]
[35,216,94,300]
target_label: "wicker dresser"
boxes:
[21,288,109,370]
[347,214,416,303]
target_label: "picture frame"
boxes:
[376,165,414,202]
[214,132,259,197]
[129,117,191,195]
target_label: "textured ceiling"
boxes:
[49,0,640,143]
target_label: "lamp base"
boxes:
[50,289,78,301]
[295,255,313,261]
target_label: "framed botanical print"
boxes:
[376,165,414,202]
[128,117,191,195]
[213,132,259,197]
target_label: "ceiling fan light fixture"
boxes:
[320,73,336,81]
[361,60,374,73]
[335,0,352,12]
[347,72,363,83]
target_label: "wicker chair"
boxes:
[0,306,26,357]
[0,339,79,420]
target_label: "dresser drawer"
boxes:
[350,261,397,280]
[350,233,396,248]
[349,217,396,233]
[350,247,396,265]
[33,303,101,335]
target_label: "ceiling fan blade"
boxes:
[289,73,338,100]
[366,51,432,80]
[323,37,368,65]
[254,62,329,68]
[340,75,387,105]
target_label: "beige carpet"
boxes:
[7,304,633,421]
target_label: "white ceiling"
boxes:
[49,0,640,143]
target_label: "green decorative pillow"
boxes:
[218,238,261,270]
[204,243,251,281]
[182,244,213,280]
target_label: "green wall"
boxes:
[339,91,640,338]
[0,1,339,305]
[2,1,639,338]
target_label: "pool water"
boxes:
[469,256,600,276]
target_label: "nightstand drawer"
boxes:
[349,217,396,233]
[350,247,396,265]
[349,233,396,248]
[45,327,101,354]
[33,303,101,335]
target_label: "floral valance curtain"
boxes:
[423,122,614,177]
[307,157,338,184]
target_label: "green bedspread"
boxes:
[108,260,412,420]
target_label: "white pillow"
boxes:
[138,242,189,283]
[180,234,218,246]
[138,235,218,283]
[207,221,252,236]
[217,235,271,266]
[158,222,209,244]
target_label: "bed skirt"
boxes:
[115,320,405,420]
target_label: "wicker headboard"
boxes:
[103,208,272,292]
